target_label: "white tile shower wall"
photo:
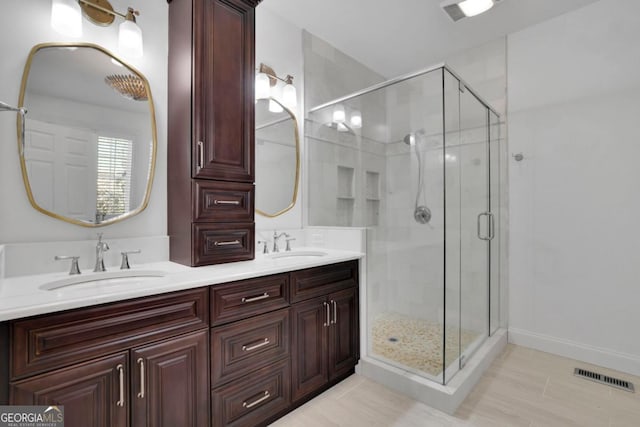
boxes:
[0,0,168,244]
[508,0,640,374]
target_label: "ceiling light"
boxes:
[458,0,494,17]
[441,0,499,21]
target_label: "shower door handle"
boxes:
[487,212,496,240]
[477,212,491,241]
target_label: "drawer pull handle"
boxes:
[242,338,270,352]
[116,364,125,407]
[137,358,145,399]
[214,199,241,205]
[197,141,204,169]
[241,293,270,303]
[323,301,330,327]
[214,240,240,246]
[242,391,270,409]
[332,300,337,325]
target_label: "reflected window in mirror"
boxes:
[17,43,157,227]
[255,97,300,217]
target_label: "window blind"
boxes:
[96,136,133,217]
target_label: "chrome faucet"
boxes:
[94,233,110,272]
[272,231,289,253]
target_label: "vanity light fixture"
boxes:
[350,110,362,129]
[332,104,346,123]
[441,0,500,21]
[268,85,284,113]
[255,63,297,109]
[50,0,144,59]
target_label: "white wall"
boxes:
[255,5,304,233]
[0,0,167,243]
[508,0,640,375]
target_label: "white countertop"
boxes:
[0,247,363,322]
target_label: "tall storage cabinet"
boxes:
[168,0,260,266]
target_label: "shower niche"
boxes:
[307,65,501,390]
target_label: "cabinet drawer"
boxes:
[211,309,289,387]
[193,223,254,266]
[211,274,289,326]
[193,180,254,222]
[211,358,290,427]
[290,260,358,303]
[10,288,209,380]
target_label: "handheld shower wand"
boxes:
[403,131,432,225]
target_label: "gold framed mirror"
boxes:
[255,97,300,217]
[17,42,157,227]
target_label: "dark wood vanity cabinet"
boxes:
[168,0,261,266]
[8,289,210,427]
[290,262,360,402]
[2,260,360,426]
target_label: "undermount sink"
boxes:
[268,250,328,260]
[40,270,166,291]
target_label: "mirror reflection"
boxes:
[255,98,299,217]
[18,43,157,226]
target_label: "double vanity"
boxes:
[0,249,362,426]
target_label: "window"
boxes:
[96,136,133,219]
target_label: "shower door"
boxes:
[443,69,493,383]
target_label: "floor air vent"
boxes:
[574,368,635,392]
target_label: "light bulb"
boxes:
[255,72,270,100]
[282,83,297,109]
[118,19,144,59]
[51,0,82,38]
[458,0,494,17]
[333,105,346,123]
[350,110,362,129]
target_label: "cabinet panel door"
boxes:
[132,330,209,427]
[10,352,128,427]
[328,288,359,381]
[193,0,254,182]
[291,297,328,402]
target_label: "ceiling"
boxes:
[260,0,601,78]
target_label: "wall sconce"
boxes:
[255,63,297,110]
[50,0,144,59]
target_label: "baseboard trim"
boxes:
[508,328,640,377]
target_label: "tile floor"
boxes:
[271,344,640,427]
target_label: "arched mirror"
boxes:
[17,43,157,227]
[255,97,300,217]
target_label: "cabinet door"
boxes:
[291,297,329,402]
[131,330,209,427]
[10,352,128,427]
[193,0,255,182]
[328,288,359,381]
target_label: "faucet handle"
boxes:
[285,236,296,252]
[120,250,141,270]
[55,255,81,275]
[257,240,269,254]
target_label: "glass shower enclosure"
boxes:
[306,65,500,384]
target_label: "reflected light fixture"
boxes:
[255,63,297,109]
[51,0,144,59]
[441,0,499,21]
[105,74,148,101]
[350,110,362,129]
[332,104,346,123]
